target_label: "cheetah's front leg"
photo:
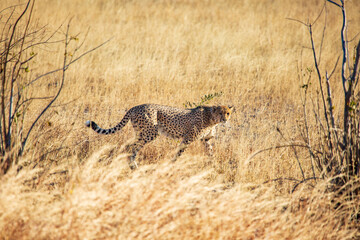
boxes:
[172,138,193,162]
[201,127,216,157]
[172,142,188,162]
[203,137,215,157]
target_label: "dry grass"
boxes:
[1,0,360,239]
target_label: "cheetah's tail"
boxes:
[85,111,131,135]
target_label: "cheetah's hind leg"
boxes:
[124,140,144,170]
[124,127,159,169]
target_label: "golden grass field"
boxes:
[1,0,360,239]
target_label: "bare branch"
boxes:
[0,5,16,43]
[8,0,35,150]
[348,32,360,43]
[276,127,305,181]
[291,177,319,193]
[13,96,53,114]
[19,22,111,155]
[245,144,320,165]
[325,71,336,131]
[318,3,327,65]
[19,18,71,155]
[351,39,360,87]
[1,0,31,150]
[327,0,341,8]
[263,177,302,184]
[73,28,90,53]
[51,96,80,108]
[20,53,37,65]
[66,37,113,67]
[313,2,326,26]
[328,56,340,80]
[339,3,347,92]
[20,37,112,90]
[298,62,317,180]
[1,24,47,56]
[285,18,308,26]
[0,4,25,15]
[20,21,65,52]
[308,23,334,151]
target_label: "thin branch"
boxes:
[66,37,113,67]
[20,37,112,91]
[311,96,326,134]
[309,23,334,151]
[19,21,65,52]
[325,56,339,136]
[291,177,319,193]
[327,0,341,8]
[8,0,35,150]
[263,177,302,184]
[324,72,341,157]
[20,53,37,65]
[318,3,327,65]
[0,24,47,57]
[0,4,25,15]
[19,22,111,155]
[313,2,326,26]
[339,2,347,92]
[348,32,360,43]
[72,28,90,54]
[286,18,308,26]
[328,56,340,80]
[351,39,360,88]
[245,144,319,165]
[1,0,31,150]
[276,127,305,181]
[11,96,53,122]
[299,71,317,181]
[9,36,111,103]
[19,18,71,155]
[0,5,16,43]
[50,96,80,108]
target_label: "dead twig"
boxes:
[245,144,320,165]
[291,177,319,193]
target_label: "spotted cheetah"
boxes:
[85,104,233,169]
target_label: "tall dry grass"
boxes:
[1,149,358,239]
[0,0,360,239]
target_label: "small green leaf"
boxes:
[348,100,357,111]
[70,36,79,41]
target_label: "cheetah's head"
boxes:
[211,106,234,124]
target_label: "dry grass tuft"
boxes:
[1,151,358,239]
[0,0,360,239]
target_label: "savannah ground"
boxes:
[1,0,360,239]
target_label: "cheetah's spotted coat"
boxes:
[86,104,233,169]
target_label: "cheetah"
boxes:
[85,104,233,169]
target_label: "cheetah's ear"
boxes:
[228,105,234,112]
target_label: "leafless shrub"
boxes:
[0,0,109,174]
[286,0,360,222]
